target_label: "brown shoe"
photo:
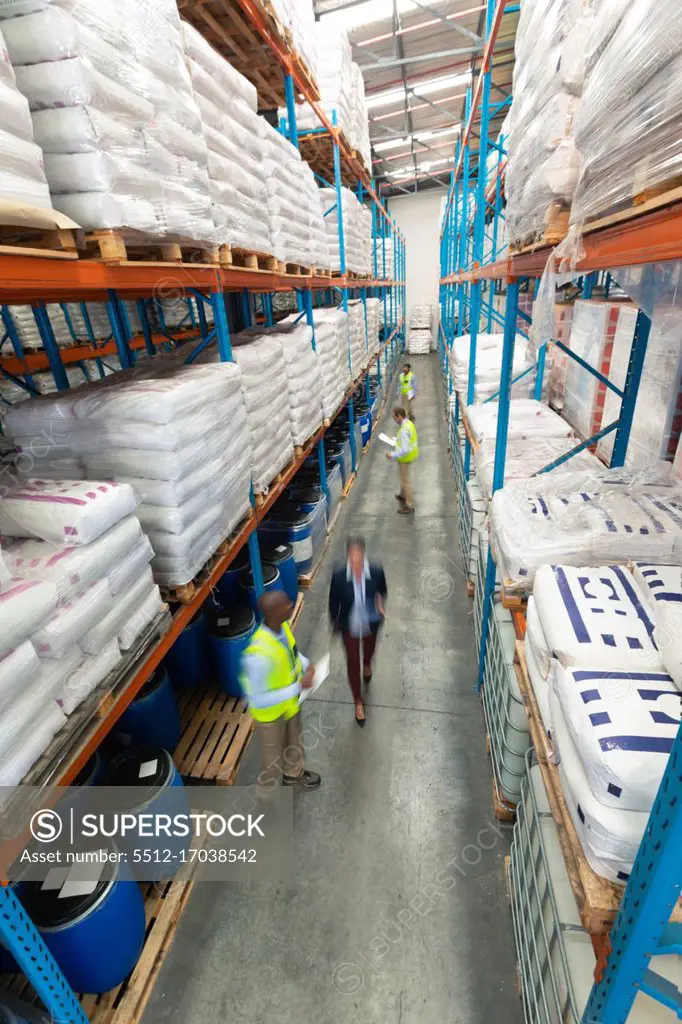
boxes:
[283,769,321,789]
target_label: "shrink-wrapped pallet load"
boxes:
[319,186,371,275]
[291,24,353,142]
[349,62,371,174]
[4,362,253,587]
[570,0,681,226]
[449,332,532,402]
[505,0,585,248]
[181,21,271,256]
[0,478,163,784]
[0,21,52,208]
[2,0,213,238]
[282,308,348,420]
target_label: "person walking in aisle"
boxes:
[329,537,387,727]
[387,406,419,514]
[397,362,416,420]
[240,590,321,790]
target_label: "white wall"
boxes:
[389,190,443,323]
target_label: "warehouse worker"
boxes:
[397,362,416,419]
[240,590,321,790]
[386,406,419,514]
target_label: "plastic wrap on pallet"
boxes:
[491,469,682,591]
[475,435,600,502]
[465,398,575,444]
[319,185,371,276]
[2,0,212,237]
[261,120,328,268]
[287,23,354,141]
[182,22,270,254]
[0,23,52,208]
[505,0,584,248]
[449,332,532,403]
[570,0,682,227]
[281,308,348,418]
[407,330,431,355]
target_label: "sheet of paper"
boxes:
[378,432,397,447]
[299,652,331,704]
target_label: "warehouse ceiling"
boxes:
[315,0,518,196]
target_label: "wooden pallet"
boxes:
[289,592,305,629]
[0,223,78,261]
[492,776,517,823]
[514,640,682,933]
[326,501,342,537]
[509,202,570,256]
[2,871,197,1024]
[466,580,475,598]
[281,261,313,277]
[342,471,357,498]
[500,586,527,611]
[254,458,295,507]
[174,684,254,785]
[298,129,356,188]
[83,231,219,266]
[160,512,256,605]
[582,179,682,237]
[503,854,513,905]
[220,246,278,272]
[316,268,332,278]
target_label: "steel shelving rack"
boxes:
[439,1,682,1020]
[0,7,405,1021]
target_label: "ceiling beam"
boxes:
[359,43,482,72]
[355,4,485,48]
[364,49,513,96]
[407,0,482,44]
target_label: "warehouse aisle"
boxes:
[143,354,522,1024]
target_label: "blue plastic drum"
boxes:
[206,602,256,697]
[106,747,190,881]
[164,610,207,689]
[359,410,372,448]
[215,548,250,607]
[19,847,146,993]
[238,562,283,616]
[116,667,181,753]
[261,543,298,603]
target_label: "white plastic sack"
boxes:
[632,563,682,687]
[107,536,154,597]
[0,479,136,544]
[0,645,81,761]
[118,586,165,650]
[0,640,40,712]
[465,399,576,444]
[32,579,113,659]
[533,564,663,672]
[0,703,67,787]
[79,567,157,654]
[554,662,681,812]
[59,638,121,714]
[0,577,58,655]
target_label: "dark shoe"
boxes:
[397,505,415,514]
[283,769,321,789]
[395,494,405,501]
[355,702,366,726]
[363,667,372,683]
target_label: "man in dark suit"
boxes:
[328,536,387,726]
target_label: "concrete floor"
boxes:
[143,354,523,1024]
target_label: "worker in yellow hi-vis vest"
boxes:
[386,405,419,515]
[240,590,321,790]
[397,362,416,420]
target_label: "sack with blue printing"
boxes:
[533,564,663,671]
[553,662,681,812]
[632,563,682,687]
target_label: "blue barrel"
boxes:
[238,562,283,616]
[293,486,326,514]
[116,667,181,753]
[106,747,190,881]
[261,543,298,603]
[206,602,256,696]
[215,547,250,606]
[20,848,145,993]
[359,410,372,448]
[164,610,207,689]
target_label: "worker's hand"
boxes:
[375,594,385,618]
[301,666,315,690]
[386,452,392,460]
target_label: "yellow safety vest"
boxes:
[241,622,303,723]
[399,371,415,397]
[397,419,419,464]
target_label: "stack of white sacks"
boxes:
[350,62,371,173]
[1,0,213,239]
[407,305,433,354]
[491,464,682,592]
[288,0,317,85]
[238,323,322,447]
[366,298,380,359]
[373,237,394,279]
[525,561,682,884]
[505,0,584,246]
[182,22,271,256]
[217,333,295,494]
[450,332,532,400]
[2,302,143,350]
[292,25,353,142]
[0,479,164,785]
[0,22,52,208]
[4,364,253,588]
[320,186,371,274]
[282,309,348,420]
[261,120,328,269]
[570,0,681,226]
[347,300,368,380]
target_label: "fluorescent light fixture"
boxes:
[373,123,459,156]
[374,136,410,153]
[414,124,461,142]
[366,71,471,109]
[320,0,451,34]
